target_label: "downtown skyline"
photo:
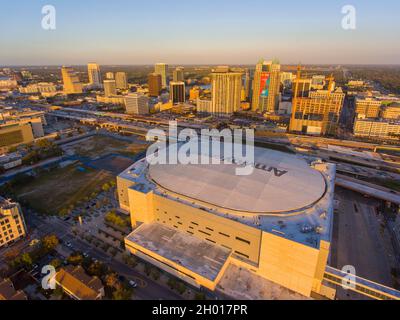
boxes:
[1,0,400,66]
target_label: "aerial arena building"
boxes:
[118,144,336,298]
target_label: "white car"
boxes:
[129,280,138,288]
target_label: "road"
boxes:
[331,188,396,299]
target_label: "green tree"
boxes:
[21,253,33,268]
[112,287,132,300]
[42,235,59,252]
[67,253,83,266]
[105,273,120,290]
[50,258,62,269]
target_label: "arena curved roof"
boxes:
[148,147,326,214]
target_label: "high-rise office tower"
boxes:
[173,67,184,82]
[61,66,83,94]
[148,73,162,97]
[251,59,281,113]
[170,81,185,104]
[154,63,168,88]
[211,66,242,115]
[115,72,128,90]
[103,79,117,97]
[289,68,345,136]
[105,72,114,80]
[243,69,251,101]
[87,63,101,86]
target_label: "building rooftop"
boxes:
[0,278,27,300]
[119,145,335,248]
[55,266,103,300]
[126,222,231,281]
[148,147,326,214]
[217,264,310,300]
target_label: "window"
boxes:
[190,221,199,226]
[205,227,214,232]
[205,238,216,244]
[236,236,251,245]
[235,251,249,259]
[198,230,211,236]
[219,232,230,238]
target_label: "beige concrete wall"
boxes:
[152,194,262,264]
[122,182,330,297]
[127,188,154,226]
[257,231,321,297]
[116,176,131,211]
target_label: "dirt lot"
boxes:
[62,135,148,159]
[14,164,113,215]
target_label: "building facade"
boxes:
[124,93,149,115]
[0,122,35,153]
[103,79,117,97]
[61,67,83,94]
[170,81,185,104]
[211,66,242,115]
[290,71,345,136]
[115,72,128,90]
[173,67,184,82]
[354,119,400,140]
[148,73,162,97]
[355,98,382,119]
[251,59,281,113]
[154,63,168,88]
[0,197,26,248]
[87,63,102,87]
[118,145,336,298]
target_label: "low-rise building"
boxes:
[0,122,35,153]
[0,77,18,90]
[354,119,400,140]
[19,82,57,95]
[0,152,22,170]
[196,98,212,113]
[55,265,105,300]
[0,278,27,300]
[355,97,382,119]
[381,103,400,120]
[96,95,125,105]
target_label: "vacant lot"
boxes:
[14,164,113,215]
[63,135,148,159]
[88,155,135,175]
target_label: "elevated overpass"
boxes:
[324,266,400,300]
[335,175,400,205]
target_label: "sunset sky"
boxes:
[1,0,400,65]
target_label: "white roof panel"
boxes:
[149,147,326,213]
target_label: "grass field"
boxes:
[14,164,113,215]
[64,135,148,159]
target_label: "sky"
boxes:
[1,0,400,66]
